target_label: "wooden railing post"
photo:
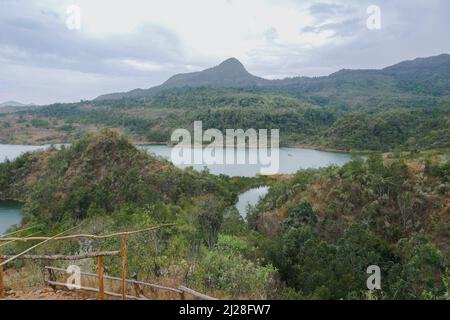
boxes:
[131,273,144,298]
[47,263,57,290]
[97,255,104,300]
[0,247,4,298]
[121,235,128,300]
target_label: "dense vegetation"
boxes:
[1,86,448,151]
[97,54,450,109]
[0,54,449,299]
[248,152,449,299]
[1,132,448,299]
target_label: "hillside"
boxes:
[4,89,449,151]
[0,130,240,223]
[1,54,450,151]
[0,101,26,108]
[0,131,276,300]
[95,54,450,108]
[247,152,449,299]
[95,58,267,101]
[1,132,448,300]
[1,89,337,146]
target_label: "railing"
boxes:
[0,224,217,300]
[43,266,217,300]
[179,286,219,300]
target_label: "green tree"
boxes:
[283,199,318,228]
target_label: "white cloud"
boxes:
[1,0,450,103]
[121,59,169,72]
[30,0,340,62]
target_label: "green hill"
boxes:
[2,54,450,151]
[95,54,450,108]
[0,130,239,224]
[248,152,449,299]
[1,132,448,299]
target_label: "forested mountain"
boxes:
[247,152,449,299]
[95,58,268,101]
[162,57,268,88]
[95,54,450,108]
[4,87,448,150]
[1,54,449,151]
[0,130,242,222]
[0,101,26,107]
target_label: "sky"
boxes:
[1,0,450,105]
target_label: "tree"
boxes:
[367,153,385,175]
[335,225,393,298]
[192,196,226,249]
[397,192,414,232]
[387,234,446,299]
[268,225,339,299]
[283,199,318,229]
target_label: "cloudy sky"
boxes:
[1,0,449,105]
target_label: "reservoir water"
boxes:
[142,145,351,177]
[0,200,22,235]
[0,144,353,232]
[0,144,352,177]
[235,186,269,218]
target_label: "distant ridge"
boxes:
[162,57,267,88]
[95,57,267,101]
[0,100,26,107]
[95,54,450,101]
[382,53,450,75]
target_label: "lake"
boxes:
[235,186,269,218]
[0,144,51,162]
[0,200,23,235]
[0,144,352,177]
[142,145,352,177]
[0,143,352,231]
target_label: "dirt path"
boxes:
[2,287,95,300]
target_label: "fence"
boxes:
[0,224,217,300]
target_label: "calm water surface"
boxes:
[235,186,269,218]
[142,145,351,177]
[0,200,22,235]
[0,143,353,232]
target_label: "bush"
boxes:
[192,235,277,298]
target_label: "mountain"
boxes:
[96,58,267,101]
[381,53,450,76]
[0,101,26,107]
[95,54,450,106]
[0,130,234,221]
[162,57,267,88]
[7,54,449,150]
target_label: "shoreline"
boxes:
[283,143,369,154]
[131,141,369,154]
[0,139,370,154]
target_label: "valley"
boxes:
[0,55,448,301]
[1,55,450,151]
[0,130,448,299]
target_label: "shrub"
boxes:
[192,235,277,298]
